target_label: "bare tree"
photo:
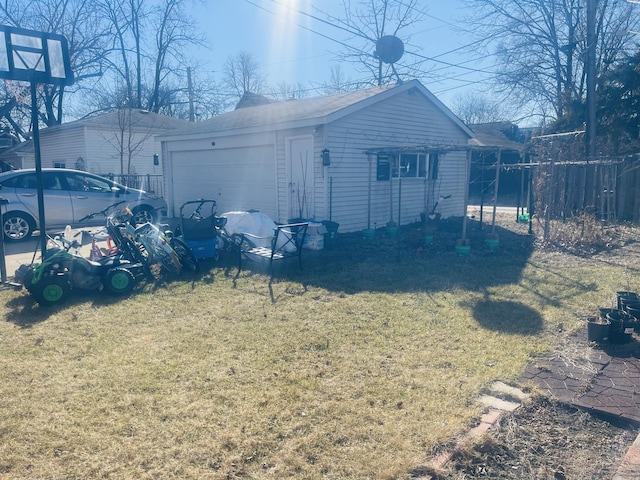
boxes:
[223,51,267,100]
[319,65,362,94]
[269,82,309,101]
[451,90,509,125]
[99,0,143,108]
[147,0,202,113]
[0,0,110,135]
[460,0,640,124]
[322,0,428,86]
[98,0,205,113]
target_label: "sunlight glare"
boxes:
[267,0,313,85]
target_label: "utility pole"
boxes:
[586,0,597,159]
[187,67,195,122]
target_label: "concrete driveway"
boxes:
[0,228,106,282]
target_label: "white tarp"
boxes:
[222,211,296,252]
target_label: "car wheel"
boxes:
[105,267,136,295]
[3,212,36,242]
[131,206,155,226]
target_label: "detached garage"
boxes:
[160,79,473,233]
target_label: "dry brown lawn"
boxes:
[0,212,638,479]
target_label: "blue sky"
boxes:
[189,0,489,108]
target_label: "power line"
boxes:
[239,0,497,92]
[249,0,498,74]
[244,0,371,45]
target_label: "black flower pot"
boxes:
[616,291,639,310]
[587,316,610,343]
[607,310,633,344]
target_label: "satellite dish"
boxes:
[375,35,404,64]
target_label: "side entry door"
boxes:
[288,136,314,220]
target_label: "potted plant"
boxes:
[455,238,471,255]
[484,232,500,250]
[363,226,376,240]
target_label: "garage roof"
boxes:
[162,79,473,139]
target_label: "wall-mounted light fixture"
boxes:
[153,153,159,166]
[321,148,330,166]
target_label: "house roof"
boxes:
[235,92,272,109]
[0,138,34,161]
[41,108,189,135]
[162,79,474,139]
[468,122,525,152]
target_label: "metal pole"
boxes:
[397,178,401,262]
[491,148,502,235]
[187,67,195,122]
[461,149,471,242]
[389,159,393,223]
[31,81,47,258]
[367,155,372,229]
[398,177,402,227]
[586,0,597,159]
[0,198,7,282]
[329,176,333,221]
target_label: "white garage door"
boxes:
[168,146,277,218]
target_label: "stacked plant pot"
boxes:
[588,291,640,344]
[608,292,639,344]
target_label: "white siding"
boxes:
[33,125,164,178]
[161,86,470,230]
[84,128,163,177]
[36,127,86,169]
[322,89,469,232]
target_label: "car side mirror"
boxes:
[111,186,121,197]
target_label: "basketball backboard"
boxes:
[0,25,73,86]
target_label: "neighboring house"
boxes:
[160,80,474,233]
[0,129,30,170]
[0,109,189,194]
[0,141,30,170]
[468,122,527,202]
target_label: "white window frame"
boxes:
[389,153,439,179]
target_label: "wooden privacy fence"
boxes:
[532,155,640,225]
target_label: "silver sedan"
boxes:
[0,168,167,241]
